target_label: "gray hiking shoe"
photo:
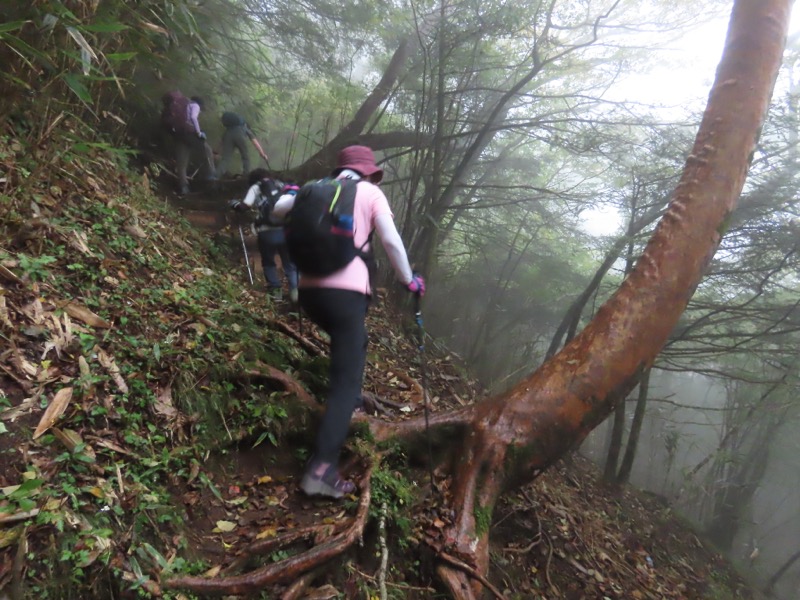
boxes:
[268,287,283,302]
[300,465,356,499]
[289,287,299,304]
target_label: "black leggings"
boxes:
[299,288,369,465]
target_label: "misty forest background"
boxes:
[2,0,800,598]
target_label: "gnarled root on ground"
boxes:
[245,362,317,410]
[280,568,323,600]
[437,553,505,600]
[222,523,341,575]
[269,318,327,356]
[363,405,476,442]
[163,466,374,596]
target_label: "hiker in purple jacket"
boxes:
[162,94,216,195]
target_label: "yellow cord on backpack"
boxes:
[328,180,342,212]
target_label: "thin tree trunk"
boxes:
[616,367,651,485]
[603,400,625,482]
[603,200,640,483]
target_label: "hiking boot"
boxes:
[300,464,356,499]
[268,287,283,302]
[288,288,299,304]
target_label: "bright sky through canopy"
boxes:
[582,5,800,236]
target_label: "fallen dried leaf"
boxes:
[62,302,111,329]
[154,385,177,417]
[33,387,74,439]
[203,565,222,578]
[70,230,93,255]
[97,348,128,393]
[213,520,237,533]
[256,527,277,540]
[124,223,147,239]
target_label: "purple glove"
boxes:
[406,273,426,296]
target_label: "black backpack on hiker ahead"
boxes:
[221,111,246,128]
[254,178,282,227]
[284,178,371,276]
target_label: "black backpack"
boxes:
[284,178,371,276]
[221,111,246,128]
[254,178,282,226]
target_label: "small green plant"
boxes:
[17,253,57,281]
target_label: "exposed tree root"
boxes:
[222,524,339,575]
[243,351,473,445]
[163,466,373,596]
[363,405,475,442]
[359,390,395,416]
[268,318,326,356]
[436,564,478,600]
[280,568,321,600]
[245,362,317,410]
[437,552,505,600]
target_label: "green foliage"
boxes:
[473,499,493,537]
[0,117,308,597]
[17,253,58,282]
[369,453,418,546]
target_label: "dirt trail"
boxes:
[166,178,268,285]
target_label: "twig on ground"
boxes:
[378,502,388,600]
[350,566,436,594]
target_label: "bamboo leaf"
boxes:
[81,23,129,33]
[105,52,137,62]
[0,71,32,90]
[0,20,27,33]
[139,20,169,36]
[33,387,74,439]
[62,73,93,104]
[65,26,97,75]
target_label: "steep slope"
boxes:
[0,127,757,599]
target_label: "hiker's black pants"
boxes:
[299,288,369,466]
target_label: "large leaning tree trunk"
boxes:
[437,0,791,596]
[163,1,791,597]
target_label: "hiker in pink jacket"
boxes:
[272,145,426,498]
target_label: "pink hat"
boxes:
[334,145,383,183]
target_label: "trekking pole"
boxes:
[238,223,254,285]
[414,293,435,490]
